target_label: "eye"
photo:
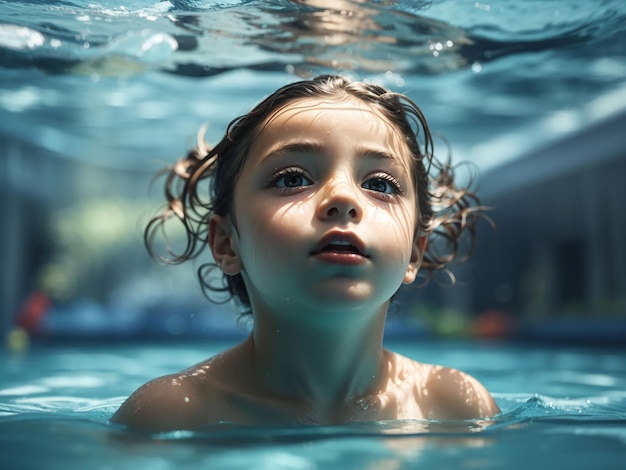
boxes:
[270,168,313,189]
[362,174,402,195]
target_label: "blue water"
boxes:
[1,2,626,467]
[1,0,625,171]
[1,340,625,469]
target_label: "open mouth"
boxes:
[311,233,368,259]
[316,241,363,255]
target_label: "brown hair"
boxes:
[145,74,485,312]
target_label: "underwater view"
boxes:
[2,0,626,340]
[2,0,626,170]
[1,0,626,468]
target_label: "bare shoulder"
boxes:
[110,361,218,432]
[421,363,500,420]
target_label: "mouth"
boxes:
[311,232,368,259]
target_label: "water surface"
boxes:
[1,340,625,469]
[1,0,625,170]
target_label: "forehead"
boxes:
[252,96,412,163]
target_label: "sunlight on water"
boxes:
[1,1,626,468]
[1,0,625,169]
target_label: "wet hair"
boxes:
[145,74,486,313]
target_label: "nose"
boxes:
[316,177,363,223]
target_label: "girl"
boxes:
[111,74,499,432]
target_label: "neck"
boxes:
[248,301,389,419]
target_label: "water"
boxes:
[1,0,625,171]
[1,3,626,466]
[1,340,625,469]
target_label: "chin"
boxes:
[306,288,384,313]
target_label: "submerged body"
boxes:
[112,75,499,432]
[111,336,498,431]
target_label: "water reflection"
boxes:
[0,0,606,77]
[165,0,602,77]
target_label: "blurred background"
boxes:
[1,0,625,347]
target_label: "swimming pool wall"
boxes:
[460,109,626,342]
[398,108,626,342]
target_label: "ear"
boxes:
[208,214,243,275]
[403,235,428,284]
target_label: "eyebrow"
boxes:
[261,142,400,163]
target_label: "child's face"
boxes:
[210,96,425,319]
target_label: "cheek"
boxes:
[240,203,308,256]
[369,203,416,259]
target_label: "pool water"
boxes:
[1,0,625,170]
[1,1,626,467]
[1,340,624,469]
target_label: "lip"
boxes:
[311,231,369,265]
